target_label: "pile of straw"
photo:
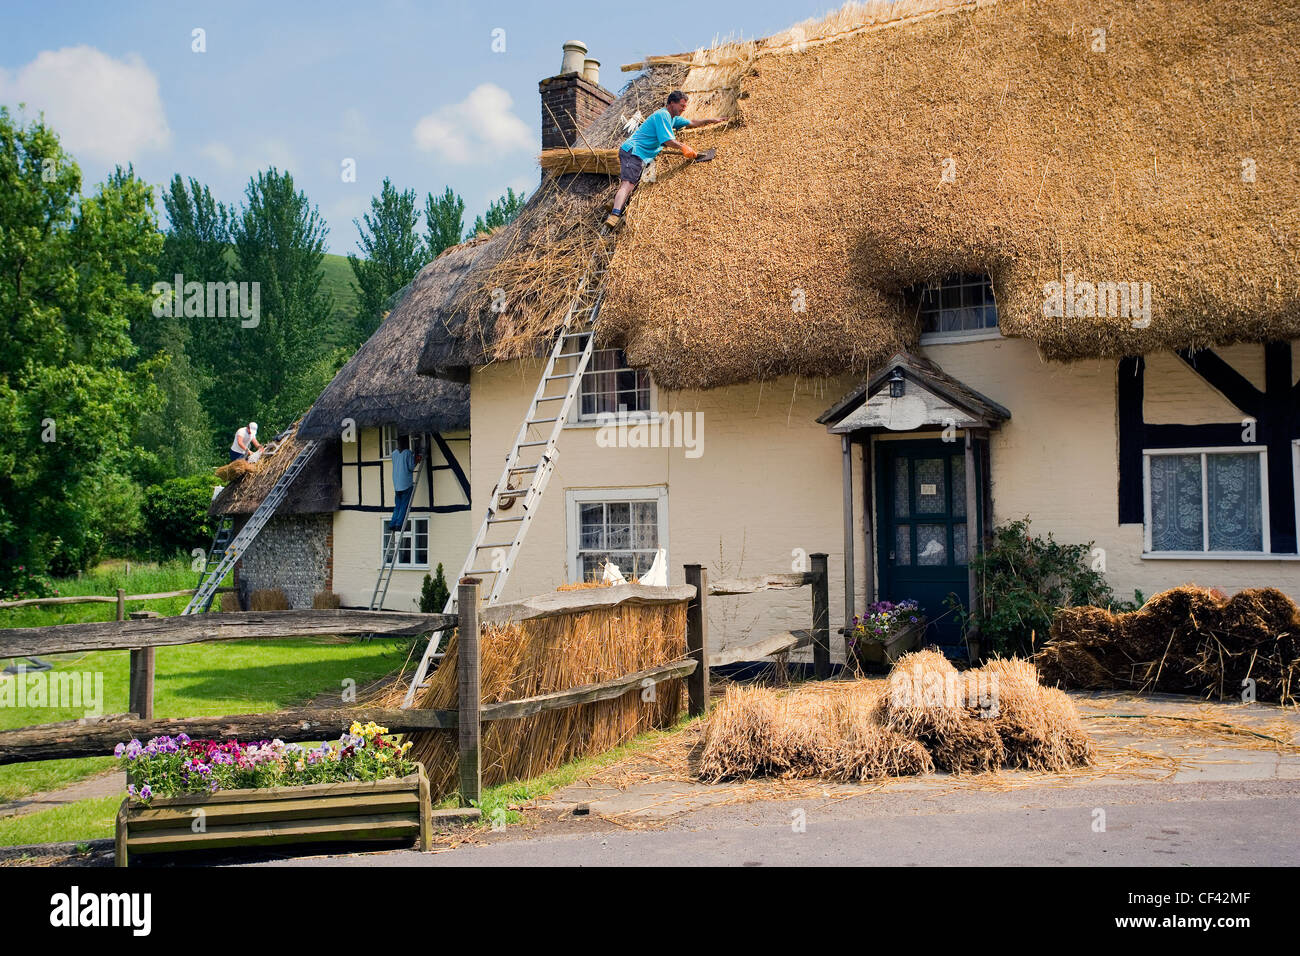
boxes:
[1039,586,1300,705]
[391,601,686,799]
[700,650,1094,782]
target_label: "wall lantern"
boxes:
[889,368,906,398]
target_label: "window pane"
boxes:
[894,460,910,518]
[632,501,658,549]
[954,522,969,564]
[580,350,649,416]
[917,524,948,565]
[914,458,945,514]
[895,524,911,565]
[605,503,631,549]
[951,454,966,518]
[1149,454,1203,551]
[579,503,604,549]
[1207,453,1263,551]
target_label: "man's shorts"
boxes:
[618,148,645,185]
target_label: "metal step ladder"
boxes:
[402,237,613,707]
[183,440,321,615]
[369,442,427,612]
[196,517,235,592]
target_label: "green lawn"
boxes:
[0,558,209,628]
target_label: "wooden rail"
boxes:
[0,707,459,766]
[708,630,812,669]
[479,660,697,722]
[708,572,821,595]
[0,609,455,657]
[0,587,235,610]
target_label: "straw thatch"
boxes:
[418,0,1300,390]
[388,599,687,799]
[700,650,1095,781]
[208,424,340,517]
[1039,586,1300,705]
[296,241,479,440]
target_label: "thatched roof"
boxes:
[298,241,480,440]
[209,426,340,517]
[417,0,1300,390]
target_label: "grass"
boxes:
[0,558,213,628]
[0,793,122,848]
[445,714,697,826]
[319,253,360,349]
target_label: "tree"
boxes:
[229,167,336,432]
[467,187,526,239]
[348,178,425,342]
[424,186,465,259]
[0,109,161,580]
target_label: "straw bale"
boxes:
[393,600,686,798]
[1040,585,1300,705]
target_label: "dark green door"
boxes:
[876,440,973,653]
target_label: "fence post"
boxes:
[116,588,125,623]
[683,564,709,717]
[457,578,481,808]
[811,553,830,679]
[128,611,157,719]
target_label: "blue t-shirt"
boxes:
[621,108,690,161]
[391,448,415,492]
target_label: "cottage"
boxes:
[409,0,1300,663]
[208,242,478,610]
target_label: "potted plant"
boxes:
[113,722,432,866]
[848,600,925,669]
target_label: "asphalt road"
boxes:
[271,779,1300,867]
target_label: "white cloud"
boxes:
[412,83,535,164]
[199,141,236,170]
[0,46,170,163]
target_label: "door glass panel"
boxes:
[895,524,912,565]
[917,524,947,565]
[914,458,945,513]
[954,523,968,565]
[951,454,966,518]
[894,459,910,518]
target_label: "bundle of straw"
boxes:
[393,601,686,798]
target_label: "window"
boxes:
[1143,448,1269,554]
[566,487,667,581]
[382,515,429,568]
[576,344,650,420]
[381,425,400,459]
[912,273,998,338]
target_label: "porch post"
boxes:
[841,435,855,636]
[860,438,875,606]
[964,431,981,653]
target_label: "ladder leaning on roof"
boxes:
[368,442,427,612]
[183,440,321,615]
[401,235,613,707]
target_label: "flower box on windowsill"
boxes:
[854,619,926,667]
[114,765,432,867]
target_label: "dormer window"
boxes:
[912,273,999,341]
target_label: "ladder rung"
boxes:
[535,395,566,402]
[544,373,576,381]
[464,568,501,575]
[528,417,560,424]
[488,516,525,523]
[554,352,586,360]
[476,542,514,550]
[508,464,540,472]
[518,440,551,447]
[497,489,529,498]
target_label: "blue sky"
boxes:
[1,0,838,254]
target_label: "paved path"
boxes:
[0,772,124,820]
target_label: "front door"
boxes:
[876,440,972,653]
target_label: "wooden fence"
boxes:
[0,561,828,807]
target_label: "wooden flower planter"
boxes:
[115,764,432,867]
[854,619,926,667]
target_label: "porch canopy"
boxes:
[818,352,1009,654]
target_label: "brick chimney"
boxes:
[539,40,615,150]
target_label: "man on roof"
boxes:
[603,90,723,230]
[229,421,263,461]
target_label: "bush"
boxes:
[967,518,1123,658]
[140,474,219,561]
[420,563,450,613]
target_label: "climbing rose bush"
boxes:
[115,722,416,801]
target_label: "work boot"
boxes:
[602,212,623,230]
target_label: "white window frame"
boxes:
[565,486,668,582]
[916,273,1000,344]
[569,346,654,426]
[1142,446,1271,559]
[382,514,430,569]
[380,425,400,459]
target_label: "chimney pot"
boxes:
[560,40,588,75]
[582,58,601,85]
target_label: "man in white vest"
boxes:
[229,422,263,461]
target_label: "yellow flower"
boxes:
[349,721,362,735]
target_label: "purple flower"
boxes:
[139,784,152,800]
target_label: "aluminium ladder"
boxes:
[401,239,612,706]
[368,443,427,612]
[196,517,235,591]
[183,440,321,614]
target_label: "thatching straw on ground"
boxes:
[700,651,1094,782]
[386,601,686,799]
[1040,586,1300,705]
